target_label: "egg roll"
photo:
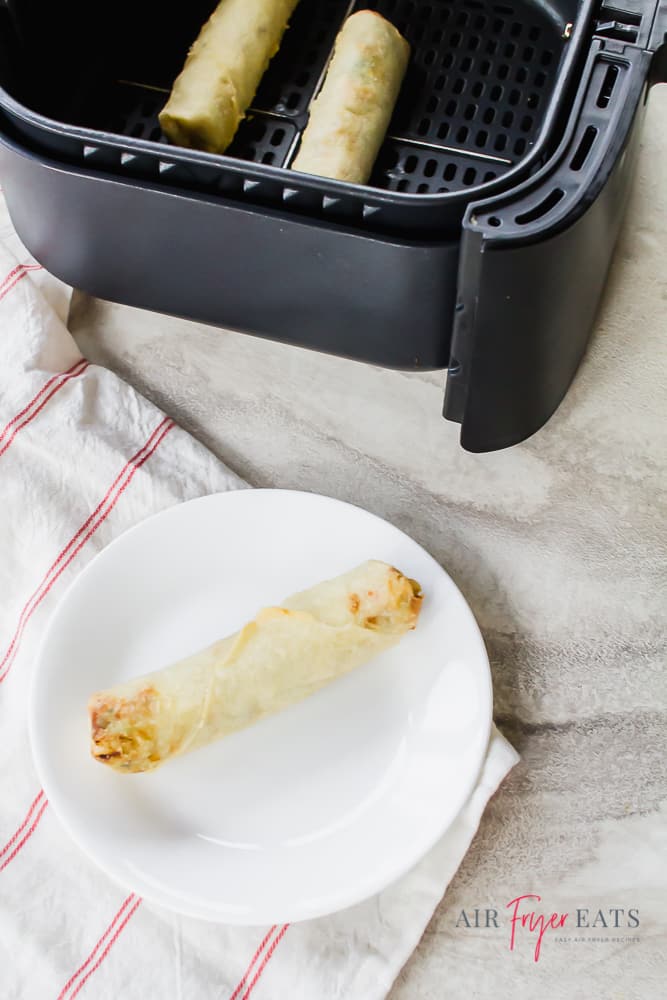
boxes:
[89,561,422,773]
[159,0,299,154]
[291,11,410,184]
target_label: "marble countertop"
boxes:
[70,89,667,999]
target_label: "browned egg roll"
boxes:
[89,561,423,773]
[159,0,300,154]
[291,11,410,184]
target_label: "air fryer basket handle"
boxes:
[444,35,663,453]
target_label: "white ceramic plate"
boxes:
[30,489,492,924]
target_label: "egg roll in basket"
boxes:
[89,560,422,773]
[159,0,299,154]
[291,11,410,184]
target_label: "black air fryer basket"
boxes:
[0,0,664,450]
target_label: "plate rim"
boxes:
[29,488,494,924]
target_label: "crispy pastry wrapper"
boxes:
[291,11,410,184]
[89,561,422,773]
[159,0,299,153]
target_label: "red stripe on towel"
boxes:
[0,261,41,293]
[56,894,142,1000]
[240,925,290,1000]
[0,262,43,302]
[229,926,279,1000]
[0,791,48,872]
[0,417,175,683]
[0,360,89,458]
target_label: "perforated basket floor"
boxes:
[99,0,566,197]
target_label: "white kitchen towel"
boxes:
[0,196,519,1000]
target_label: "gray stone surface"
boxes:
[70,89,667,1000]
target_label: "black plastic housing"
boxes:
[0,0,664,450]
[445,38,659,450]
[0,133,460,369]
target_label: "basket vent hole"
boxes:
[434,74,446,90]
[262,152,275,164]
[511,21,523,37]
[443,162,457,181]
[570,125,598,170]
[515,187,564,225]
[483,107,496,124]
[508,89,521,106]
[456,125,469,142]
[397,179,410,191]
[484,171,497,182]
[445,99,457,116]
[453,78,466,95]
[501,110,514,127]
[494,134,508,151]
[437,121,450,139]
[417,182,430,192]
[535,70,547,87]
[488,215,502,226]
[270,128,285,146]
[460,55,473,71]
[417,117,431,135]
[475,129,488,147]
[515,66,528,84]
[486,38,499,54]
[520,115,533,132]
[463,167,477,185]
[490,84,503,101]
[514,137,527,155]
[424,158,438,177]
[471,81,484,98]
[426,95,439,113]
[597,64,619,108]
[404,155,419,174]
[463,103,477,121]
[528,25,541,41]
[498,64,510,80]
